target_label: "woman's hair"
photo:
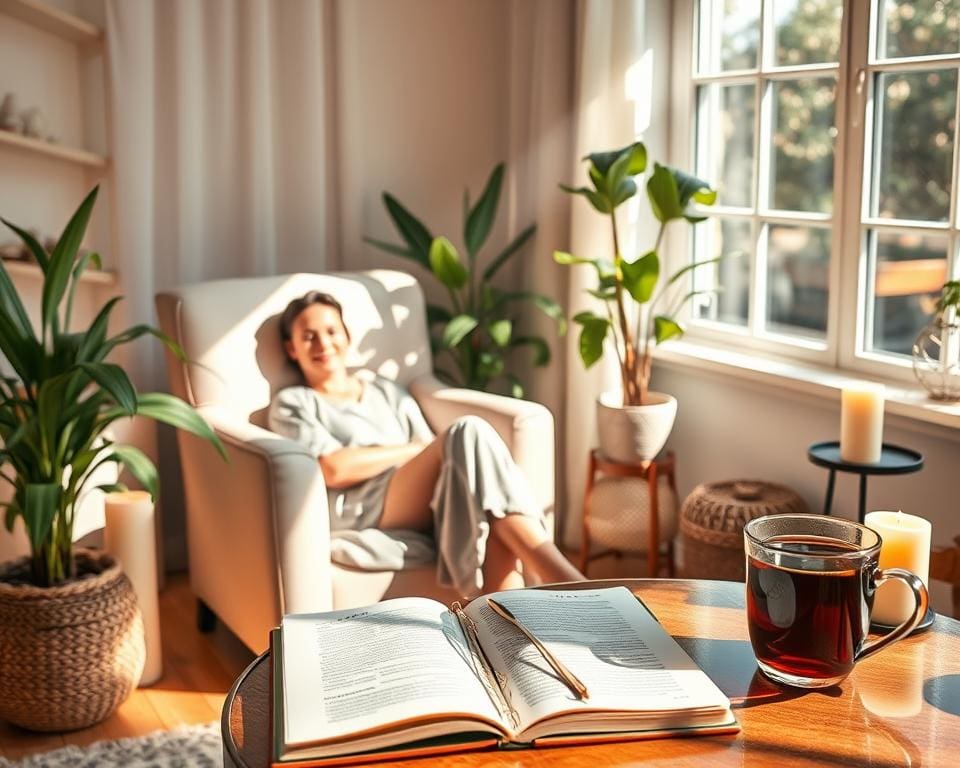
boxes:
[279,290,350,342]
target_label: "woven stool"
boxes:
[679,480,809,582]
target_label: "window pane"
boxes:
[698,84,755,208]
[772,0,843,66]
[770,78,837,213]
[868,231,949,355]
[879,0,960,60]
[873,70,957,222]
[694,217,752,326]
[766,225,829,338]
[697,0,760,72]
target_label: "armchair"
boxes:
[156,271,556,652]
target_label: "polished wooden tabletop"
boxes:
[222,579,960,768]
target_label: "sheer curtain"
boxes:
[560,0,662,549]
[106,0,339,567]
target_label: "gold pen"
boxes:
[486,597,589,700]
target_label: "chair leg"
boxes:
[197,598,217,633]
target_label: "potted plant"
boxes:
[913,279,960,401]
[555,142,721,462]
[0,186,224,731]
[366,162,566,398]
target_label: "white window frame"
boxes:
[670,0,960,386]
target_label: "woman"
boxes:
[268,290,584,596]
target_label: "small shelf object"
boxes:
[807,440,924,524]
[0,0,101,44]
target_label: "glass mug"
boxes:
[743,514,928,688]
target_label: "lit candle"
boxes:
[104,491,163,686]
[840,382,885,463]
[864,510,931,626]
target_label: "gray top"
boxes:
[268,374,435,530]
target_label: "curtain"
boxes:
[106,0,338,567]
[560,0,663,549]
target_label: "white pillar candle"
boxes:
[864,510,931,627]
[104,491,163,686]
[840,382,885,463]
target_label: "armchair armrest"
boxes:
[188,407,333,635]
[408,375,555,518]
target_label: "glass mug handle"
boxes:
[857,567,929,662]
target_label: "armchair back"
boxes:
[156,270,433,423]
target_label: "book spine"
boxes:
[451,601,520,730]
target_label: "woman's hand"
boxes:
[319,442,428,489]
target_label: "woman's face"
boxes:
[284,303,350,384]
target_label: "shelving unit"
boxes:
[0,0,100,44]
[2,258,115,285]
[0,128,107,168]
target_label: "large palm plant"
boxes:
[0,187,223,586]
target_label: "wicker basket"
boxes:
[680,480,809,582]
[0,548,145,732]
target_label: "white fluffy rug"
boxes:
[0,722,221,768]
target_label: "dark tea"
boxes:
[746,536,871,682]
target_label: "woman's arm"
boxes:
[319,442,427,489]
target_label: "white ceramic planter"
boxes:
[596,390,677,463]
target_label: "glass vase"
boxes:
[912,307,960,401]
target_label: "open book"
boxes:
[272,586,737,766]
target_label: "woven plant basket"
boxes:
[0,548,145,732]
[680,480,809,582]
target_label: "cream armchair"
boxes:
[156,271,555,652]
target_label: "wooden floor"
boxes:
[0,572,255,761]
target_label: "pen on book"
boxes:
[486,598,589,700]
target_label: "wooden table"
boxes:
[222,579,960,767]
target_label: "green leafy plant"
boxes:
[365,163,566,397]
[0,186,225,587]
[555,142,724,406]
[936,280,960,315]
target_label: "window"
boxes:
[674,0,960,380]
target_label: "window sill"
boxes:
[653,340,960,439]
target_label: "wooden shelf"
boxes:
[2,259,116,286]
[0,129,107,168]
[0,0,101,44]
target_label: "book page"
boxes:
[281,597,505,749]
[463,587,732,734]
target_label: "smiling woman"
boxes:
[269,292,584,596]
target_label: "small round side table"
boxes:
[807,440,924,523]
[581,449,677,578]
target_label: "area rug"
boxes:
[0,722,221,768]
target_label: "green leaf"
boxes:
[428,237,468,290]
[646,163,683,223]
[605,143,646,205]
[23,483,61,553]
[665,254,731,289]
[476,351,504,380]
[0,259,36,343]
[465,163,504,258]
[441,314,478,348]
[654,315,684,344]
[76,296,122,362]
[105,444,159,499]
[505,374,524,399]
[587,142,646,176]
[64,251,101,332]
[577,317,610,368]
[573,310,605,324]
[510,335,551,366]
[134,392,226,459]
[621,250,660,304]
[670,166,716,207]
[43,186,98,339]
[0,219,48,271]
[488,319,512,347]
[482,223,536,282]
[559,184,612,213]
[362,236,416,260]
[426,303,453,326]
[491,291,567,335]
[4,502,19,533]
[382,193,433,267]
[77,362,137,415]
